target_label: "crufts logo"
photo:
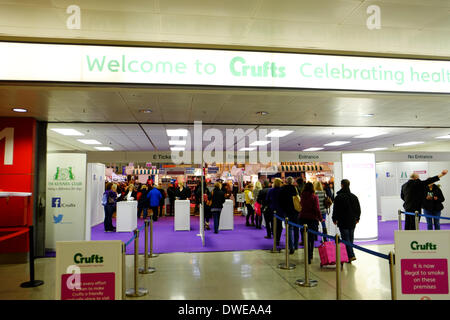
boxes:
[53,167,75,180]
[52,197,61,208]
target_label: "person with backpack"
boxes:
[102,182,117,232]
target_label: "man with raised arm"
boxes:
[401,169,448,230]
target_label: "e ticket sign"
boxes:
[55,240,123,300]
[395,230,450,300]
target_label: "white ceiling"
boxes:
[0,0,450,57]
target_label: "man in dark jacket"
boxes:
[257,180,272,239]
[401,169,447,230]
[279,176,301,254]
[332,179,361,262]
[210,182,226,234]
[167,184,176,216]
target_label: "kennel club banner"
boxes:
[0,42,449,93]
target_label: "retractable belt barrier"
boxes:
[0,226,45,289]
[123,223,152,298]
[398,210,450,231]
[273,213,395,300]
[403,210,450,220]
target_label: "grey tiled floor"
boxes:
[0,244,394,300]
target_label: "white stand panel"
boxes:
[116,201,137,232]
[219,199,234,230]
[175,200,190,231]
[380,196,404,221]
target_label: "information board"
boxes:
[395,230,450,300]
[55,240,123,300]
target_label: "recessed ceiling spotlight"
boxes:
[139,109,152,113]
[12,108,28,113]
[362,113,374,117]
[256,111,269,116]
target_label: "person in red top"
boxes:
[299,182,323,264]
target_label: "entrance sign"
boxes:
[0,42,449,93]
[46,153,87,249]
[395,231,450,300]
[55,240,122,300]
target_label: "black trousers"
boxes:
[405,213,420,230]
[275,214,283,246]
[104,205,115,231]
[298,218,318,262]
[263,207,273,237]
[169,199,175,215]
[245,204,255,225]
[150,206,159,221]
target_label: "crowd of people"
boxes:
[100,168,448,268]
[101,179,194,232]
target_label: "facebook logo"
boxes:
[52,197,61,208]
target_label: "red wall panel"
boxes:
[0,117,36,253]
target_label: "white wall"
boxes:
[85,163,106,240]
[376,161,450,223]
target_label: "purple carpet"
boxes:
[89,214,450,255]
[41,215,449,257]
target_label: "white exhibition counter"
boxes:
[219,199,234,230]
[175,200,190,231]
[380,196,404,221]
[116,200,137,232]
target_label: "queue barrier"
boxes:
[398,210,450,230]
[273,214,396,300]
[122,216,159,299]
[0,226,45,288]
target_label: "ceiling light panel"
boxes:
[77,139,101,145]
[51,128,84,136]
[167,129,188,137]
[266,130,294,138]
[324,141,351,146]
[249,141,271,146]
[394,141,424,147]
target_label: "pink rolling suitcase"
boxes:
[318,241,349,267]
